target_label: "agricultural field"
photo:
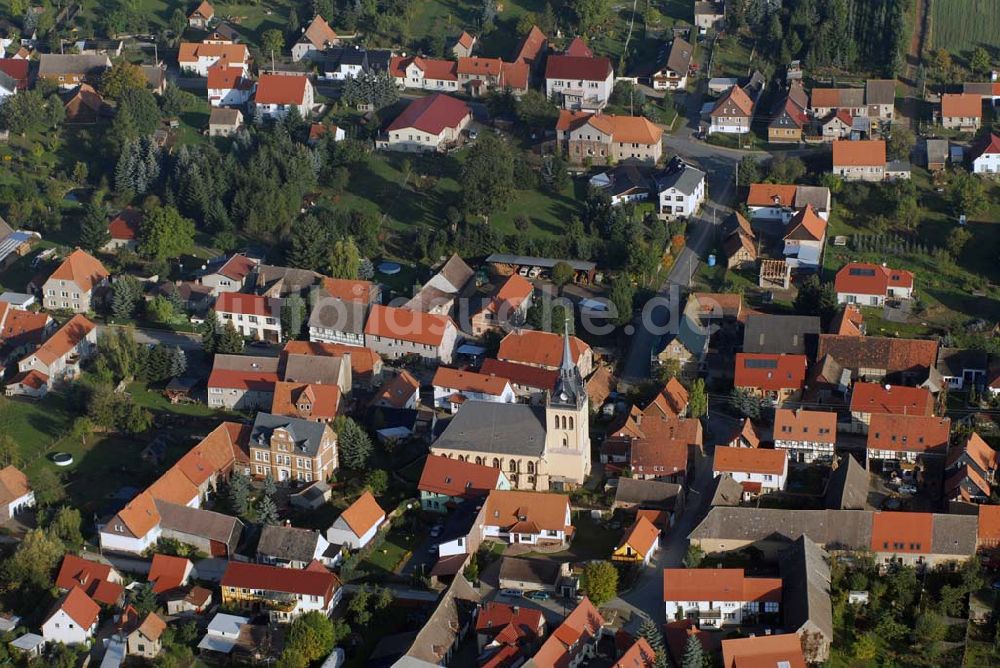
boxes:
[929,0,1000,58]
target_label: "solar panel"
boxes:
[744,358,778,369]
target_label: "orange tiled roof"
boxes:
[364,304,456,347]
[849,383,934,416]
[338,491,385,537]
[663,568,782,603]
[773,408,836,444]
[372,370,419,408]
[271,381,341,421]
[484,489,570,533]
[148,554,191,594]
[531,598,603,668]
[147,466,200,506]
[979,504,1000,546]
[418,454,503,498]
[321,277,376,303]
[433,366,510,396]
[0,466,30,504]
[834,262,913,296]
[48,249,109,293]
[301,15,338,49]
[870,510,933,553]
[498,329,589,369]
[178,42,247,66]
[256,73,310,105]
[783,205,827,241]
[644,377,689,418]
[866,414,950,454]
[713,446,787,476]
[108,208,141,240]
[832,139,886,167]
[746,183,797,208]
[457,56,502,77]
[54,587,100,630]
[733,353,807,391]
[616,516,660,557]
[941,93,983,118]
[721,633,806,668]
[32,314,95,367]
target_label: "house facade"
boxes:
[544,55,614,110]
[709,85,754,134]
[42,249,109,313]
[831,139,887,182]
[663,568,781,628]
[940,93,982,130]
[220,562,341,622]
[248,413,338,483]
[207,354,279,411]
[655,157,706,220]
[432,367,515,412]
[651,37,692,90]
[482,490,572,546]
[255,74,315,120]
[42,588,100,645]
[972,133,1000,174]
[326,491,385,549]
[381,93,471,153]
[215,293,283,343]
[712,446,788,495]
[364,304,459,365]
[418,455,510,512]
[835,262,914,306]
[556,110,664,165]
[773,408,837,463]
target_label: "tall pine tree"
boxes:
[79,202,111,251]
[681,633,703,668]
[638,617,669,668]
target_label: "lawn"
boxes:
[710,35,756,79]
[522,510,620,562]
[126,381,220,418]
[929,0,1000,58]
[361,527,421,576]
[2,394,75,466]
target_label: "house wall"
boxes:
[249,429,337,484]
[208,386,274,411]
[256,83,315,120]
[387,114,470,153]
[200,272,245,295]
[832,164,885,182]
[17,328,97,385]
[99,526,161,554]
[709,115,750,134]
[941,115,980,131]
[309,325,365,347]
[774,439,834,463]
[127,631,161,658]
[663,598,777,628]
[712,468,787,492]
[217,310,282,343]
[652,67,687,90]
[220,585,338,622]
[546,73,614,111]
[973,153,1000,174]
[326,514,383,550]
[291,43,318,63]
[658,179,705,220]
[42,610,95,646]
[0,490,34,523]
[432,383,515,411]
[822,119,851,140]
[180,58,248,78]
[43,278,99,313]
[366,322,458,365]
[837,291,887,307]
[208,87,251,107]
[768,126,802,143]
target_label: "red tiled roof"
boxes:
[418,454,503,498]
[49,249,109,293]
[0,307,50,346]
[501,61,530,90]
[321,277,375,303]
[207,65,250,90]
[255,73,310,105]
[178,42,247,66]
[484,490,570,533]
[721,634,806,668]
[832,139,886,167]
[941,93,983,118]
[54,587,101,630]
[389,56,458,81]
[338,490,385,537]
[831,304,864,336]
[728,418,761,448]
[221,562,339,601]
[979,504,1000,546]
[850,383,934,416]
[870,511,933,554]
[479,358,558,392]
[663,568,781,603]
[955,432,998,473]
[215,254,257,281]
[746,183,797,208]
[0,59,29,90]
[364,304,456,347]
[545,55,612,81]
[612,638,656,668]
[189,0,214,19]
[207,367,279,391]
[457,56,502,77]
[817,335,937,376]
[866,414,950,454]
[531,598,603,668]
[215,292,275,317]
[433,366,510,396]
[456,31,475,49]
[712,446,787,476]
[32,314,96,367]
[56,555,122,605]
[616,516,660,557]
[498,329,589,369]
[271,381,341,421]
[515,26,547,64]
[783,205,827,241]
[386,94,470,135]
[148,554,191,594]
[733,353,807,391]
[565,37,593,57]
[108,208,142,240]
[147,466,200,506]
[773,408,836,444]
[834,262,913,296]
[372,370,419,408]
[972,132,1000,159]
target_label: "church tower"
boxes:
[543,326,591,488]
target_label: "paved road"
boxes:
[98,324,204,350]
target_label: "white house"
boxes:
[482,490,572,546]
[773,409,837,463]
[651,38,692,90]
[834,262,914,306]
[220,562,341,622]
[177,42,249,78]
[782,205,827,270]
[0,466,34,523]
[432,367,515,412]
[380,93,471,153]
[745,183,832,222]
[215,293,283,343]
[364,304,460,365]
[196,614,250,655]
[655,156,706,221]
[388,56,459,91]
[257,524,334,569]
[206,66,252,107]
[971,133,1000,174]
[6,314,98,397]
[326,491,385,550]
[255,73,315,120]
[709,85,754,134]
[712,446,788,495]
[544,54,614,111]
[42,587,100,646]
[291,15,339,62]
[663,568,782,628]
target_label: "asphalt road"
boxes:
[98,324,203,350]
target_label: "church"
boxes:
[430,330,591,491]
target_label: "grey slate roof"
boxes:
[597,165,650,198]
[498,556,563,586]
[780,536,833,644]
[654,157,705,196]
[213,354,280,374]
[926,139,949,164]
[257,524,323,563]
[397,576,479,665]
[155,501,244,546]
[38,54,111,77]
[432,401,546,456]
[614,478,683,509]
[283,353,345,386]
[307,298,368,336]
[794,185,831,213]
[824,454,871,511]
[255,265,323,297]
[665,38,693,75]
[743,314,820,356]
[932,514,978,556]
[251,412,329,457]
[865,79,896,106]
[936,347,989,378]
[708,474,745,507]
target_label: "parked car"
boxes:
[525,591,551,601]
[499,588,522,598]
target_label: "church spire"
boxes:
[551,322,584,407]
[560,321,574,372]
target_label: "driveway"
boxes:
[98,324,204,351]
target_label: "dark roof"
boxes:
[498,557,562,585]
[155,501,243,545]
[325,46,369,68]
[250,413,329,457]
[865,79,896,106]
[824,454,870,511]
[484,254,595,272]
[432,401,546,456]
[544,55,612,81]
[779,536,833,643]
[257,525,323,563]
[396,577,480,665]
[936,347,988,378]
[817,335,938,381]
[654,157,706,196]
[743,314,820,356]
[664,37,692,74]
[708,474,744,507]
[597,164,650,197]
[689,508,874,550]
[614,478,683,509]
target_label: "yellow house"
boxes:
[612,516,660,565]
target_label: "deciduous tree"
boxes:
[101,61,147,101]
[461,133,514,216]
[582,561,618,606]
[138,205,195,260]
[329,237,360,279]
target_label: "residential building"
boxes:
[257,524,333,568]
[391,577,480,666]
[249,413,337,483]
[727,418,761,449]
[865,414,951,463]
[498,329,592,376]
[694,1,725,29]
[371,369,420,409]
[7,314,97,397]
[773,408,837,463]
[935,347,988,390]
[866,79,897,120]
[326,491,385,549]
[479,358,557,400]
[745,183,831,222]
[42,588,100,646]
[255,74,314,120]
[651,37,692,90]
[380,93,471,153]
[283,340,384,388]
[470,273,534,336]
[456,56,504,93]
[177,42,248,77]
[831,304,865,337]
[123,611,167,659]
[404,253,474,314]
[451,31,476,59]
[320,47,392,81]
[782,204,827,269]
[940,93,982,130]
[926,138,949,170]
[809,87,866,118]
[271,381,341,422]
[220,562,342,622]
[432,367,515,412]
[215,293,282,343]
[555,110,664,165]
[612,515,660,565]
[291,15,339,62]
[188,0,214,28]
[388,55,459,91]
[196,613,249,655]
[37,54,111,87]
[655,311,709,379]
[768,96,808,143]
[207,354,279,410]
[835,262,914,306]
[41,249,109,313]
[55,554,123,606]
[709,85,754,134]
[0,466,33,523]
[655,156,706,220]
[780,536,833,663]
[364,304,459,364]
[712,446,788,495]
[0,301,53,364]
[947,432,996,495]
[418,454,510,512]
[476,602,544,666]
[208,107,244,136]
[525,598,604,668]
[0,59,29,102]
[625,416,703,484]
[61,83,105,124]
[307,297,368,347]
[971,133,1000,174]
[722,212,756,269]
[815,334,938,387]
[206,65,252,107]
[662,568,781,628]
[733,353,808,404]
[148,554,193,594]
[498,557,567,594]
[544,54,614,110]
[821,109,853,140]
[831,140,886,181]
[849,383,935,428]
[103,208,141,252]
[514,25,548,69]
[721,634,807,668]
[482,490,572,546]
[589,165,651,205]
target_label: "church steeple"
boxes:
[551,324,585,408]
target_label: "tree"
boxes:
[138,206,195,260]
[334,416,373,469]
[365,469,389,496]
[169,8,187,41]
[729,388,761,419]
[285,611,335,662]
[681,633,703,668]
[79,202,111,251]
[461,133,514,216]
[115,136,162,195]
[111,87,161,150]
[463,551,480,582]
[228,471,251,517]
[683,542,705,568]
[1,528,64,597]
[887,125,915,162]
[216,321,245,354]
[540,153,570,193]
[638,617,669,668]
[264,472,278,497]
[609,277,635,327]
[201,312,220,354]
[971,46,991,75]
[794,274,837,323]
[45,93,65,128]
[111,275,143,321]
[515,89,559,128]
[946,226,972,259]
[767,156,806,183]
[348,585,373,626]
[688,378,707,418]
[574,0,610,32]
[852,632,879,661]
[146,296,175,324]
[0,435,18,469]
[736,156,761,186]
[132,584,158,616]
[287,217,330,271]
[257,494,279,526]
[951,172,987,216]
[281,294,306,340]
[582,561,618,606]
[551,261,574,291]
[341,71,399,111]
[49,506,84,549]
[0,90,45,134]
[329,237,361,279]
[101,61,147,101]
[262,29,285,58]
[930,48,952,75]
